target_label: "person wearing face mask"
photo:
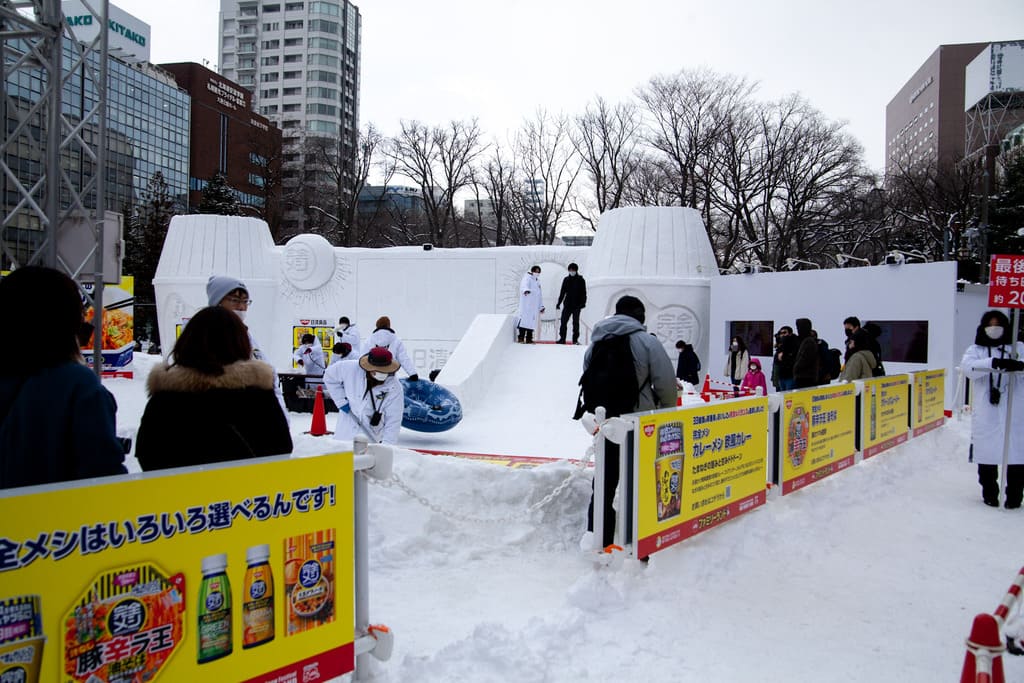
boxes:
[206,274,287,415]
[961,310,1024,509]
[293,333,326,377]
[740,358,768,396]
[323,347,404,444]
[843,316,884,376]
[334,316,361,351]
[516,265,545,344]
[723,336,750,396]
[839,329,878,381]
[555,263,587,345]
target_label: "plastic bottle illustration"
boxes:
[243,544,275,648]
[869,384,877,441]
[198,553,232,663]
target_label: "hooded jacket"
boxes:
[136,360,293,471]
[323,358,404,444]
[293,337,326,376]
[793,318,820,389]
[584,314,677,412]
[840,349,877,382]
[362,327,416,377]
[962,317,1024,466]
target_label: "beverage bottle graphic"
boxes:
[243,544,275,648]
[869,385,877,441]
[198,553,232,663]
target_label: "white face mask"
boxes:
[371,371,389,382]
[233,309,247,322]
[985,325,1004,340]
[569,271,577,277]
[339,323,348,330]
[730,342,739,350]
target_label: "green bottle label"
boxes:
[198,573,232,663]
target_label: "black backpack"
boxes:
[573,331,641,419]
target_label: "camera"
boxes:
[369,411,382,427]
[989,387,1001,405]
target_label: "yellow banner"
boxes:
[635,398,768,558]
[912,369,946,436]
[780,385,857,495]
[0,453,354,683]
[861,375,910,458]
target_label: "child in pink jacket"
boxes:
[741,358,769,396]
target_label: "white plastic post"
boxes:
[998,309,1020,509]
[592,432,607,550]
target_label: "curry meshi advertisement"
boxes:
[0,453,355,683]
[779,385,856,495]
[861,375,910,459]
[635,398,768,559]
[81,276,135,379]
[912,369,946,437]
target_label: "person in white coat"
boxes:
[293,333,326,376]
[961,309,1024,509]
[335,316,360,350]
[723,336,751,397]
[323,347,404,444]
[516,265,544,343]
[363,316,419,381]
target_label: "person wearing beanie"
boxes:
[961,309,1024,508]
[334,315,361,351]
[792,317,820,389]
[362,315,418,381]
[205,274,287,416]
[556,262,587,345]
[581,294,676,549]
[323,346,404,444]
[331,341,353,366]
[516,265,544,343]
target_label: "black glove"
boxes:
[992,358,1024,372]
[407,374,420,382]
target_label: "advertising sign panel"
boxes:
[292,318,335,370]
[81,276,134,379]
[861,375,910,459]
[912,369,946,437]
[988,254,1024,308]
[0,453,355,683]
[634,398,768,558]
[779,385,857,495]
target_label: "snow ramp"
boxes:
[396,315,593,461]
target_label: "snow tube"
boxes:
[400,379,463,432]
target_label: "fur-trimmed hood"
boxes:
[147,360,276,395]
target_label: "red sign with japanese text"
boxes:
[988,254,1024,308]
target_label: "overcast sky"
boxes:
[117,0,1023,173]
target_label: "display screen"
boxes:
[868,320,929,363]
[728,321,775,357]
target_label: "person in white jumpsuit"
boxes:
[323,347,404,444]
[961,309,1024,508]
[516,265,544,343]
[363,316,419,381]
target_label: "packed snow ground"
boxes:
[110,351,1023,682]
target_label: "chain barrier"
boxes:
[360,443,596,525]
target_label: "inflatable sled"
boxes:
[400,378,463,432]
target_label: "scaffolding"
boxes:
[1,0,110,373]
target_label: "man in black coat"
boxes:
[793,317,820,389]
[556,262,587,344]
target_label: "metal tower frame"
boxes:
[1,0,109,374]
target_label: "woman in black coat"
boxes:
[136,306,292,471]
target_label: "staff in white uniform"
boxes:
[323,347,404,444]
[516,265,544,344]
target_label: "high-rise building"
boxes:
[963,41,1024,167]
[218,0,361,234]
[160,63,282,228]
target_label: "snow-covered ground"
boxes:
[110,351,1023,682]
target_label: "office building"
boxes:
[160,62,282,225]
[218,0,361,234]
[963,41,1024,165]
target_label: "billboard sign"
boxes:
[62,1,151,63]
[861,375,910,459]
[779,384,857,495]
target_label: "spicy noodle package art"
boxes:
[283,530,336,635]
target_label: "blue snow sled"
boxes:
[400,378,463,433]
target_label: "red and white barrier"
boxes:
[960,566,1024,683]
[699,374,756,402]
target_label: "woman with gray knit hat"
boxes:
[206,274,287,415]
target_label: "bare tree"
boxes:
[385,119,485,247]
[572,96,642,222]
[472,142,525,246]
[514,109,582,244]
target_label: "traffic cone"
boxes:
[700,374,712,403]
[305,385,333,436]
[960,613,1005,683]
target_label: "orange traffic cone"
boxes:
[700,374,712,403]
[305,385,333,436]
[960,613,1005,683]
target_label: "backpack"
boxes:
[872,356,886,377]
[573,331,641,419]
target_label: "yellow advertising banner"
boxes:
[912,369,946,437]
[780,385,857,495]
[292,318,336,369]
[634,398,769,558]
[861,375,910,459]
[0,453,354,683]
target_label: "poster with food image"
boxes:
[292,319,335,369]
[779,385,857,495]
[912,369,946,436]
[284,530,336,635]
[0,452,354,683]
[80,276,135,378]
[634,398,768,559]
[861,375,910,459]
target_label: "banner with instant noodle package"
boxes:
[779,384,857,495]
[911,369,946,437]
[860,375,910,459]
[633,397,769,559]
[0,452,354,683]
[81,276,135,379]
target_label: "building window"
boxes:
[260,105,278,114]
[308,19,338,34]
[283,103,300,112]
[308,37,339,51]
[308,53,338,67]
[283,86,302,96]
[262,22,279,30]
[284,20,304,29]
[284,37,303,46]
[260,88,279,98]
[309,1,341,16]
[262,4,281,11]
[282,120,300,129]
[260,56,280,66]
[283,70,302,79]
[260,72,279,82]
[285,1,305,9]
[283,54,303,63]
[306,70,336,83]
[307,119,337,134]
[261,39,280,49]
[306,103,336,116]
[307,86,336,99]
